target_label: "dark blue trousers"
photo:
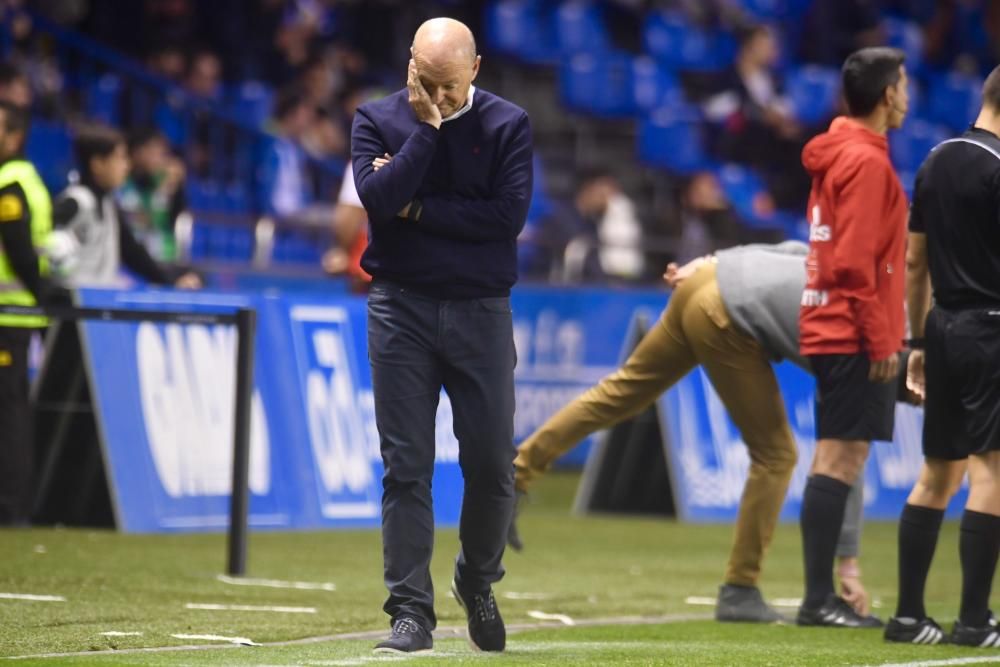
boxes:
[367,280,516,629]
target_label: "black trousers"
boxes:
[367,281,517,629]
[0,326,33,525]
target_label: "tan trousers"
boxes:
[514,264,798,587]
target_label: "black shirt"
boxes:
[910,126,1000,309]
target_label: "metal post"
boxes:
[227,307,256,576]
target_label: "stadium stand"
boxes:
[0,0,994,284]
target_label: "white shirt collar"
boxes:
[441,85,475,123]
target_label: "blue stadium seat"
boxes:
[223,182,251,215]
[85,73,122,126]
[897,169,916,199]
[484,0,557,64]
[786,65,840,125]
[190,222,209,260]
[227,226,254,261]
[926,73,981,133]
[227,81,274,129]
[632,56,683,111]
[741,0,788,20]
[777,211,809,241]
[890,119,949,173]
[154,101,189,147]
[559,51,635,117]
[207,224,230,259]
[715,163,770,226]
[643,11,735,72]
[637,105,712,173]
[186,178,225,212]
[25,121,74,193]
[883,17,924,73]
[555,0,608,54]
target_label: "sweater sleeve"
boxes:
[417,112,533,242]
[117,208,170,285]
[832,159,896,360]
[351,107,438,222]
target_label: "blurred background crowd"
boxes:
[1,0,995,289]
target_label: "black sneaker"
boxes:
[715,584,786,623]
[507,491,526,552]
[797,594,880,628]
[884,617,946,644]
[950,619,1000,648]
[372,616,433,654]
[451,578,506,652]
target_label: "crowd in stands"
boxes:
[0,0,996,288]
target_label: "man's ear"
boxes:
[471,55,481,82]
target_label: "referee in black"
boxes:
[885,65,1000,648]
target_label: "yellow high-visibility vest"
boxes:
[0,159,52,328]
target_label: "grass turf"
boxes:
[0,472,997,665]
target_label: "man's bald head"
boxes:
[412,18,477,66]
[410,17,480,119]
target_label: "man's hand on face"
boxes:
[408,59,442,129]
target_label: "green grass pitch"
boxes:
[1,473,997,665]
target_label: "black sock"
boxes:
[801,474,851,609]
[895,504,944,619]
[959,509,1000,627]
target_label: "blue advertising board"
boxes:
[74,284,945,532]
[75,285,664,533]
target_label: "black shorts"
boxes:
[809,353,897,442]
[923,307,1000,460]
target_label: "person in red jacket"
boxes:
[796,47,910,628]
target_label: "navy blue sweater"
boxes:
[351,87,532,298]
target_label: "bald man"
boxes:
[352,18,532,654]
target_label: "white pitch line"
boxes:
[503,591,553,600]
[172,634,259,646]
[527,610,575,626]
[855,658,1000,667]
[4,612,712,660]
[185,603,317,614]
[216,574,336,591]
[684,596,716,606]
[100,631,143,637]
[770,598,802,607]
[0,593,65,602]
[307,655,460,666]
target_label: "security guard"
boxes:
[886,64,1000,648]
[0,100,60,526]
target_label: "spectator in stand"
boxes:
[145,42,187,82]
[117,128,187,264]
[703,24,810,210]
[297,52,348,160]
[184,48,223,101]
[522,170,614,283]
[0,62,31,108]
[592,173,644,282]
[258,84,333,224]
[50,123,201,289]
[181,48,225,176]
[676,171,743,263]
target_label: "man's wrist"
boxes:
[836,558,861,578]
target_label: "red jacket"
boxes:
[799,116,908,361]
